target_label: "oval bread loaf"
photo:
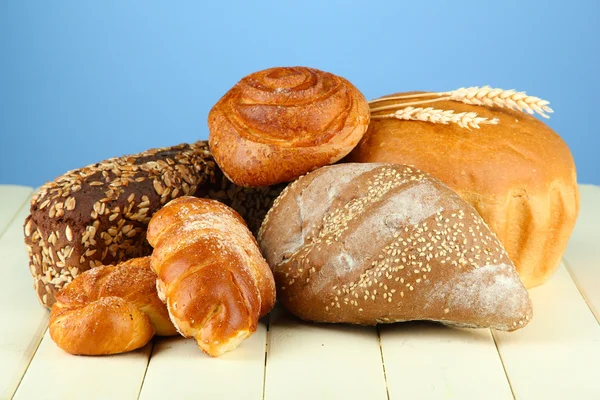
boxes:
[258,163,533,331]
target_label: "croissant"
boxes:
[208,66,370,187]
[147,196,276,357]
[49,257,176,355]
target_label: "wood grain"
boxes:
[0,185,32,238]
[14,331,152,400]
[264,307,388,400]
[493,264,600,399]
[139,320,268,399]
[0,189,48,400]
[563,184,600,322]
[380,323,513,399]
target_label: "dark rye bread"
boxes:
[24,141,283,308]
[258,163,533,331]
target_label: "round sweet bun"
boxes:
[208,66,370,187]
[346,92,580,288]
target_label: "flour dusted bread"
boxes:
[24,141,281,309]
[208,66,370,187]
[49,257,176,355]
[258,164,533,330]
[347,93,579,288]
[147,197,276,357]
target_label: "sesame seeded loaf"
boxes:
[258,163,533,331]
[24,141,283,308]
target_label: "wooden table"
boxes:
[1,184,599,400]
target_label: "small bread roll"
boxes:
[49,257,176,355]
[208,66,370,187]
[147,197,276,357]
[346,93,579,288]
[258,164,533,331]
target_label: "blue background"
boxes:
[1,0,599,186]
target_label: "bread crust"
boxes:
[24,141,283,308]
[49,257,176,355]
[147,197,276,357]
[347,93,580,288]
[258,164,532,330]
[208,66,370,187]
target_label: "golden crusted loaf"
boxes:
[259,164,533,330]
[147,197,276,357]
[49,257,176,355]
[347,93,579,288]
[208,66,370,187]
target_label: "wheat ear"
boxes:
[372,106,499,129]
[369,86,553,118]
[444,86,553,118]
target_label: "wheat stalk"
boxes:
[369,86,553,118]
[444,86,553,118]
[372,106,499,129]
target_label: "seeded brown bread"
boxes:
[258,163,533,331]
[49,257,176,355]
[24,141,283,308]
[208,66,370,187]
[147,197,276,357]
[346,93,579,288]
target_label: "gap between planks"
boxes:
[0,187,51,400]
[493,264,600,399]
[10,323,49,399]
[490,330,517,400]
[263,307,387,400]
[261,310,271,400]
[561,184,600,324]
[379,322,513,399]
[562,257,599,325]
[0,186,33,241]
[135,342,155,400]
[376,326,391,400]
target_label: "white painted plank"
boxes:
[139,321,268,399]
[493,264,600,399]
[0,189,49,400]
[379,323,513,400]
[264,307,388,400]
[0,185,33,238]
[563,184,600,322]
[5,185,152,400]
[14,331,152,400]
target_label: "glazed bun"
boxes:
[208,66,370,187]
[49,257,176,355]
[346,93,579,288]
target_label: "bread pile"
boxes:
[24,67,578,357]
